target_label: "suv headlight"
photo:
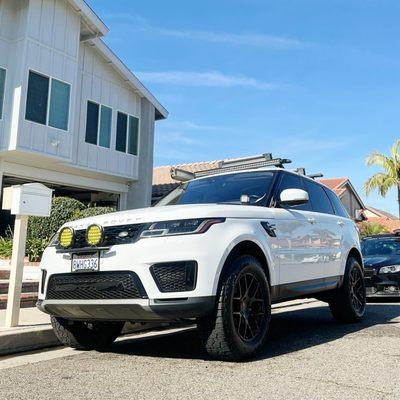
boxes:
[380,265,400,274]
[140,218,225,238]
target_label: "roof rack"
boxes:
[294,167,323,180]
[195,154,292,178]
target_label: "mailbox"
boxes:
[2,183,53,217]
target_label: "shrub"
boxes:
[3,198,117,262]
[358,221,389,239]
[75,206,116,220]
[0,236,13,259]
[26,237,49,262]
[28,197,85,240]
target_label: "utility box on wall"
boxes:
[2,183,53,217]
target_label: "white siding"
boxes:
[15,0,80,161]
[0,0,28,150]
[0,0,158,188]
[74,43,141,179]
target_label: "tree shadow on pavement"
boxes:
[107,302,400,361]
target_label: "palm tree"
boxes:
[364,139,400,218]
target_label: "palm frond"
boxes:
[364,173,390,196]
[365,152,396,176]
[391,138,400,163]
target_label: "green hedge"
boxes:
[75,206,116,220]
[358,221,389,239]
[0,197,117,261]
[28,197,85,240]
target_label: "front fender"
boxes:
[211,219,277,294]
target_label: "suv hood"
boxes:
[363,255,400,269]
[65,204,278,230]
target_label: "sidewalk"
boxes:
[0,307,59,356]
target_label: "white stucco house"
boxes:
[0,0,168,232]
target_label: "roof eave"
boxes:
[67,0,109,37]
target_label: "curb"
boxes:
[0,322,171,357]
[0,326,60,356]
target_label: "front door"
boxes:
[271,172,327,298]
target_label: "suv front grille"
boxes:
[150,261,197,293]
[58,224,145,250]
[46,272,147,300]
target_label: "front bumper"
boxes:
[364,268,400,297]
[37,296,215,322]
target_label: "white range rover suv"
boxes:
[37,167,366,360]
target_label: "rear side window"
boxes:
[304,179,335,215]
[324,188,349,218]
[276,172,311,211]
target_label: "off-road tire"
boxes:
[197,255,271,361]
[329,257,366,323]
[51,316,124,350]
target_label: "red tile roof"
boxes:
[153,161,221,185]
[318,178,348,191]
[367,217,400,232]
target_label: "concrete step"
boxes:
[0,280,39,295]
[0,266,41,280]
[0,292,38,310]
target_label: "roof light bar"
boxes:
[195,154,292,178]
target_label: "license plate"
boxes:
[71,253,99,272]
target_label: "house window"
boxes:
[99,105,112,148]
[85,101,112,148]
[25,70,71,131]
[0,67,6,119]
[128,115,139,156]
[116,111,139,155]
[49,79,70,130]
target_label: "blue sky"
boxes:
[88,0,400,215]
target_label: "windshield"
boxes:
[156,171,275,207]
[361,238,400,257]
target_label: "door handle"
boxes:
[337,220,345,227]
[307,217,316,224]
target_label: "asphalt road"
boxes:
[1,299,399,400]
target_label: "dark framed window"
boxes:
[85,101,99,145]
[99,105,112,148]
[25,70,70,131]
[304,179,335,215]
[85,102,113,148]
[49,79,70,130]
[0,67,6,119]
[116,112,139,155]
[26,71,49,125]
[128,116,139,155]
[116,112,128,152]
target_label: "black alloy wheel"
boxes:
[232,272,267,342]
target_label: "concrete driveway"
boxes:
[1,299,399,400]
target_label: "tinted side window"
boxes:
[276,173,311,211]
[304,180,335,214]
[324,188,349,218]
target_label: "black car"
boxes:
[361,233,400,298]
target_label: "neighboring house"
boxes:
[317,178,365,219]
[0,0,168,229]
[153,159,366,219]
[363,205,400,232]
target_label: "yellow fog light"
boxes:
[86,224,103,247]
[59,227,74,249]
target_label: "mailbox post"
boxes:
[2,183,53,327]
